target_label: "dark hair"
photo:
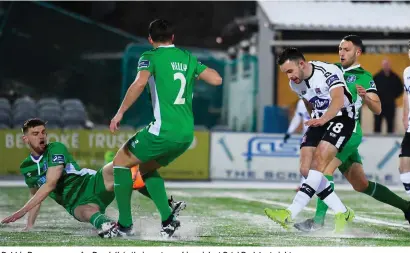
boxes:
[408,39,410,50]
[342,35,364,52]
[149,19,174,43]
[22,118,46,134]
[277,47,306,65]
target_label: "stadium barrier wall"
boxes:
[0,130,210,180]
[210,132,402,186]
[160,130,210,180]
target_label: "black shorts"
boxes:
[300,115,355,152]
[399,132,410,157]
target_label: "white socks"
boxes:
[400,172,410,195]
[287,170,347,219]
[299,176,306,188]
[287,170,322,219]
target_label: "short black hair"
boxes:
[149,19,174,43]
[22,118,46,134]
[342,35,364,52]
[277,47,306,65]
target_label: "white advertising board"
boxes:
[210,132,402,186]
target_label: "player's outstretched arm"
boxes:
[118,70,150,115]
[22,188,41,232]
[110,70,151,132]
[1,165,63,224]
[198,68,222,86]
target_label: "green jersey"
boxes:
[137,45,208,142]
[20,142,96,209]
[336,63,377,134]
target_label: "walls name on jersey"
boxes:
[171,62,187,72]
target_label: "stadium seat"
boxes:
[64,124,83,130]
[37,98,60,109]
[64,107,86,116]
[13,102,36,115]
[0,104,11,115]
[39,105,62,115]
[38,111,62,127]
[0,112,11,127]
[12,110,37,127]
[0,97,10,104]
[64,105,86,114]
[62,99,84,109]
[0,98,11,110]
[0,123,9,129]
[46,123,61,129]
[13,109,37,119]
[62,112,85,127]
[13,97,36,108]
[13,116,29,128]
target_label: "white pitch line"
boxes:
[222,192,409,229]
[0,180,406,192]
[2,180,408,228]
[166,189,409,229]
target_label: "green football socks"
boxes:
[90,212,112,230]
[113,166,133,228]
[143,170,172,222]
[363,181,410,212]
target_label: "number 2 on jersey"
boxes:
[174,72,186,105]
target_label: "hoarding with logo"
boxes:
[210,132,402,186]
[0,130,210,180]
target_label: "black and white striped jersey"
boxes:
[289,61,355,119]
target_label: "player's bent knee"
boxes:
[313,148,326,166]
[300,167,309,177]
[74,204,100,222]
[323,167,334,176]
[113,146,140,168]
[315,142,337,170]
[323,159,341,176]
[139,160,162,176]
[102,162,114,191]
[352,180,368,193]
[400,157,410,173]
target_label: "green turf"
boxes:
[1,187,410,246]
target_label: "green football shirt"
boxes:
[137,45,208,142]
[20,142,95,208]
[336,63,377,135]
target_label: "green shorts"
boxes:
[336,131,363,174]
[68,168,115,218]
[127,128,192,167]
